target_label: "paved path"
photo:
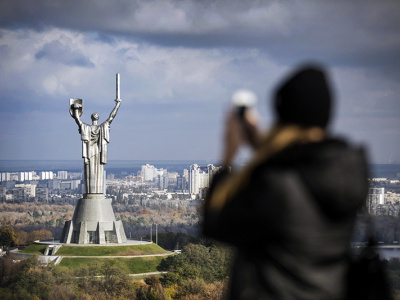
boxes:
[60,252,175,258]
[75,271,168,279]
[129,271,167,277]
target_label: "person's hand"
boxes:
[222,110,243,167]
[222,109,261,167]
[242,108,261,150]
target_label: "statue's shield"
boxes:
[69,98,83,117]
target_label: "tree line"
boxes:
[0,241,232,300]
[0,225,53,250]
[3,228,400,299]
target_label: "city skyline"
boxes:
[0,1,400,163]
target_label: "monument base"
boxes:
[60,194,127,244]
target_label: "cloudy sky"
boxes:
[0,0,399,164]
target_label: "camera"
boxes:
[231,89,257,120]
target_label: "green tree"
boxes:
[32,210,40,219]
[145,232,199,250]
[0,226,19,249]
[158,243,233,285]
[44,219,54,228]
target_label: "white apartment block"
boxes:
[58,171,68,179]
[366,187,385,214]
[1,172,11,182]
[368,188,385,205]
[13,184,36,201]
[189,164,218,196]
[156,168,167,177]
[18,171,33,182]
[39,171,54,180]
[141,165,170,185]
[141,164,158,181]
[189,164,200,195]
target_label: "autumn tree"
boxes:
[16,231,30,246]
[31,229,53,242]
[0,226,19,249]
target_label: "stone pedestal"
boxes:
[60,194,127,244]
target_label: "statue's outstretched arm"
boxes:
[72,103,83,128]
[106,99,121,124]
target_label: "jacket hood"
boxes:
[269,138,369,219]
[274,65,332,128]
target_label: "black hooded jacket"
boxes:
[203,138,368,300]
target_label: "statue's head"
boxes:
[91,113,99,122]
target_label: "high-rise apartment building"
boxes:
[189,164,200,195]
[18,171,33,182]
[189,164,218,196]
[58,171,68,179]
[141,164,158,181]
[366,187,385,214]
[141,165,170,186]
[18,172,24,182]
[0,173,11,182]
[39,171,54,180]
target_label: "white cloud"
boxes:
[0,1,400,162]
[134,1,190,32]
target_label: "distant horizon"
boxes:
[1,160,399,179]
[0,159,211,162]
[0,159,217,174]
[0,159,399,164]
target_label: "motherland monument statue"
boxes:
[60,74,127,244]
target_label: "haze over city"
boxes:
[0,0,399,163]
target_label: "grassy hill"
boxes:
[20,242,172,275]
[21,243,167,256]
[56,243,167,256]
[20,244,47,255]
[58,256,166,274]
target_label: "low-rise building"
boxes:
[13,183,36,202]
[36,187,49,202]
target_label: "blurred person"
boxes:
[203,65,368,299]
